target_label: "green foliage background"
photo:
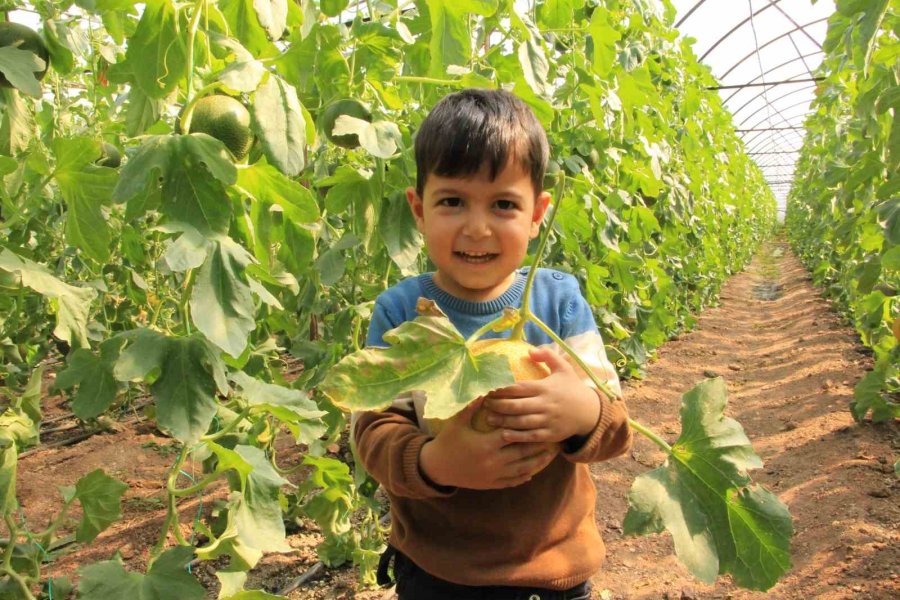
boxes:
[786,0,899,423]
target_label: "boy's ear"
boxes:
[530,191,551,239]
[406,187,426,232]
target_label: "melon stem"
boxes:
[511,172,565,341]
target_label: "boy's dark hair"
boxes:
[414,89,549,197]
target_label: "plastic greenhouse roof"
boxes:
[672,0,836,214]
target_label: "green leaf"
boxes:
[331,117,401,159]
[321,0,349,18]
[113,135,236,235]
[74,469,128,543]
[0,439,16,514]
[0,86,35,155]
[16,365,44,425]
[300,455,355,565]
[379,191,423,275]
[53,137,116,263]
[42,19,76,75]
[77,546,204,600]
[115,330,226,445]
[231,371,326,421]
[425,0,471,76]
[251,74,306,177]
[538,0,579,29]
[230,445,292,551]
[219,0,281,56]
[876,198,900,246]
[0,409,38,450]
[220,59,267,93]
[125,86,161,137]
[199,442,292,556]
[235,162,318,222]
[190,238,257,358]
[162,224,210,272]
[588,6,621,78]
[235,162,318,274]
[54,340,123,420]
[623,378,792,591]
[0,46,44,97]
[851,360,900,422]
[0,249,96,348]
[124,0,187,98]
[518,36,550,97]
[319,315,515,419]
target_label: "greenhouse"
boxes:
[0,1,896,598]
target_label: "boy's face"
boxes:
[406,160,550,302]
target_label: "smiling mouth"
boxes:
[454,251,498,264]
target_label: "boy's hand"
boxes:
[419,399,558,490]
[481,347,601,445]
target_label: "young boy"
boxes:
[354,89,632,599]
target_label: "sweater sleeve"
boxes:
[353,404,457,499]
[555,284,632,463]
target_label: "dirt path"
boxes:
[591,241,899,599]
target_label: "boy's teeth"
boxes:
[456,251,495,262]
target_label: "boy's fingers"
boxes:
[484,396,542,415]
[487,412,544,430]
[501,428,554,444]
[529,346,573,373]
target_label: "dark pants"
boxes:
[377,546,593,600]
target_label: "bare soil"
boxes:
[8,241,899,599]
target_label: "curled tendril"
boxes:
[605,343,629,368]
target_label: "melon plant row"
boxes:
[786,0,899,424]
[0,0,783,598]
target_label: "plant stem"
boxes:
[35,497,75,549]
[179,82,224,133]
[465,312,517,345]
[511,173,565,340]
[180,268,196,336]
[179,0,208,133]
[627,418,673,453]
[201,406,251,442]
[170,472,223,497]
[394,76,464,87]
[2,513,17,570]
[1,566,35,600]
[152,446,189,559]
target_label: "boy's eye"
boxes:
[494,199,518,211]
[437,197,462,207]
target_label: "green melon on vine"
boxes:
[317,98,372,148]
[185,95,254,160]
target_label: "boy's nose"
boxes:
[462,215,491,239]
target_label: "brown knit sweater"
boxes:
[354,394,632,589]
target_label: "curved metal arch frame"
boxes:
[676,0,833,194]
[734,84,817,127]
[723,51,824,106]
[742,99,817,137]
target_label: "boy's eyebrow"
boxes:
[429,186,526,200]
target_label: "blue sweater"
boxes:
[367,267,602,348]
